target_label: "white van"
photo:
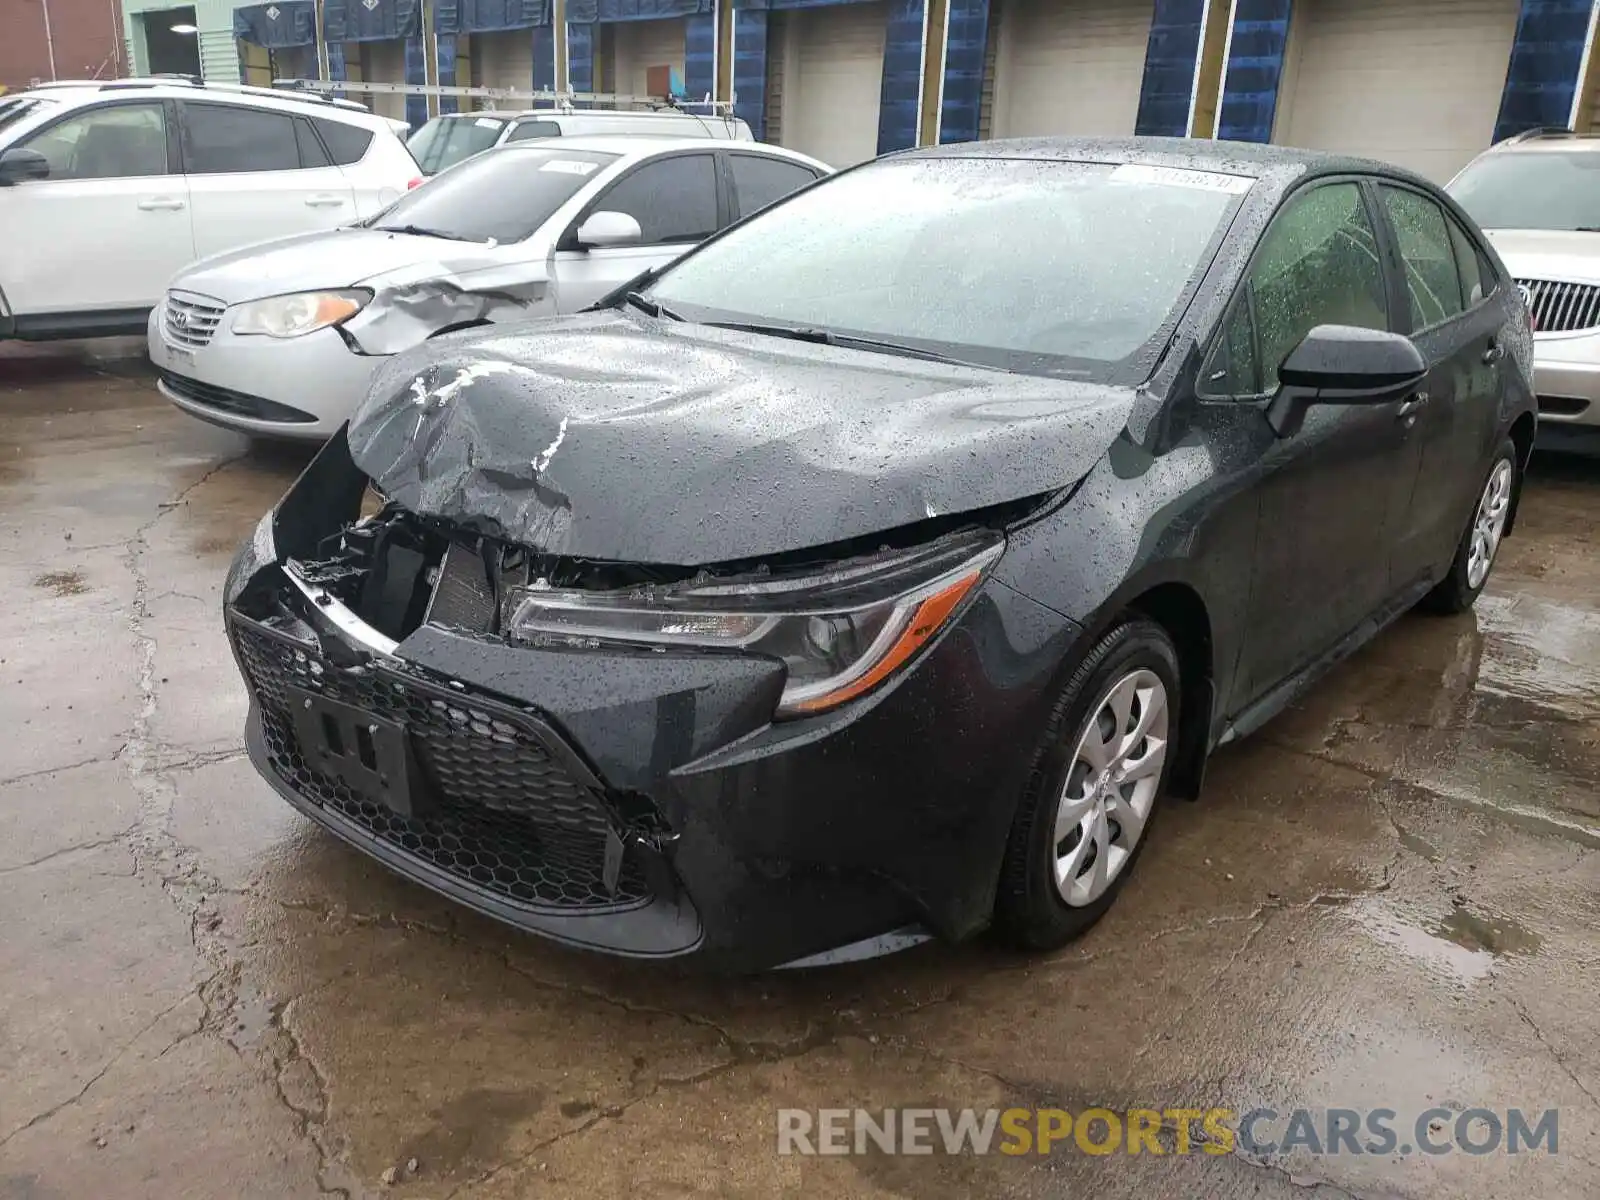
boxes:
[409,107,753,175]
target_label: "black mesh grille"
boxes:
[232,617,651,910]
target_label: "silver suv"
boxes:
[1450,130,1600,453]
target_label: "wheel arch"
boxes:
[1504,411,1536,538]
[1124,581,1215,802]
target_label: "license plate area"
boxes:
[287,685,418,817]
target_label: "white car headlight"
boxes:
[230,290,371,339]
[503,534,1003,717]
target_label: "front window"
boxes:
[367,147,618,243]
[18,101,169,180]
[0,96,57,137]
[646,157,1249,378]
[407,114,507,174]
[1449,151,1600,232]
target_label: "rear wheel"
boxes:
[1423,438,1517,615]
[994,618,1180,950]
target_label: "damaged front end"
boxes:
[226,431,698,958]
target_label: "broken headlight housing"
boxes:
[504,533,1003,717]
[231,290,371,338]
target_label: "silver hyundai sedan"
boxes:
[149,135,829,440]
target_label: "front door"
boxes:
[179,101,359,261]
[550,151,721,312]
[1209,180,1417,704]
[2,100,193,315]
[1376,184,1510,589]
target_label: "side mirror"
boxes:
[575,210,643,249]
[0,147,50,187]
[1266,325,1427,438]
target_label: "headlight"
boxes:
[504,534,1003,717]
[231,290,370,338]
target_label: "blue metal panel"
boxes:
[437,33,459,111]
[328,39,348,80]
[685,12,716,100]
[323,0,422,43]
[877,0,924,153]
[234,1,316,47]
[434,0,550,34]
[566,0,710,22]
[534,24,556,88]
[939,0,987,144]
[1215,0,1291,143]
[405,34,429,127]
[737,0,880,8]
[731,8,768,137]
[1496,0,1595,139]
[568,21,595,92]
[1135,0,1204,137]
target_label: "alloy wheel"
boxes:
[1051,668,1169,908]
[1466,459,1514,590]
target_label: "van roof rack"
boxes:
[274,77,737,117]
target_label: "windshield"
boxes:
[1449,151,1600,232]
[0,96,57,138]
[646,157,1248,377]
[407,114,507,175]
[370,147,618,243]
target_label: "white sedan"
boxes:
[149,136,830,440]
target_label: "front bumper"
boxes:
[226,507,1078,972]
[1533,333,1600,429]
[147,300,381,441]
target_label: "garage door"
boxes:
[361,39,408,122]
[610,18,686,98]
[1273,0,1521,182]
[773,1,886,167]
[473,29,535,93]
[986,0,1154,138]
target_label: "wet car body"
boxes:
[225,139,1538,971]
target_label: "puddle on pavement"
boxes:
[32,570,89,597]
[1350,898,1541,985]
[1472,594,1600,719]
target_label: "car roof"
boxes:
[436,107,737,122]
[499,133,827,168]
[1474,131,1600,156]
[907,135,1427,189]
[17,79,386,126]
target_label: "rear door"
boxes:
[725,151,824,220]
[549,151,724,311]
[2,98,192,316]
[179,100,359,261]
[1373,182,1508,587]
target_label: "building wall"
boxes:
[123,0,238,81]
[0,0,126,91]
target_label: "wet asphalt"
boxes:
[1,339,1597,1200]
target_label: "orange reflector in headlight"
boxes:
[788,569,983,714]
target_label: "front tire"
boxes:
[1423,437,1518,615]
[993,618,1181,951]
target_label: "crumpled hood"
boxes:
[1481,229,1600,284]
[348,310,1136,565]
[168,228,503,305]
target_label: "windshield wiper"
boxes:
[374,223,481,242]
[705,321,1005,370]
[622,291,685,321]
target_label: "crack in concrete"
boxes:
[0,751,129,788]
[1513,1004,1600,1110]
[0,831,134,875]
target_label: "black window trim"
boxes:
[558,148,728,251]
[1197,172,1397,402]
[1372,177,1488,338]
[12,97,180,178]
[175,98,313,176]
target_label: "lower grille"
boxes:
[232,617,651,910]
[160,371,318,425]
[1538,395,1591,419]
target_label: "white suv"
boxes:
[1450,130,1600,454]
[0,79,419,341]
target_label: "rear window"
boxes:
[506,119,562,143]
[729,153,819,217]
[407,115,505,174]
[314,117,375,166]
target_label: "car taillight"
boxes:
[407,176,423,190]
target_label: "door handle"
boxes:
[1396,392,1429,424]
[304,194,347,207]
[137,197,186,211]
[1482,343,1506,365]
